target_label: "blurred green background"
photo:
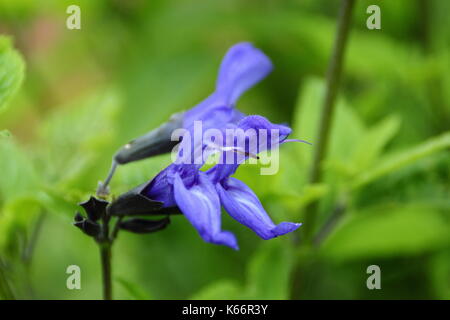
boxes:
[0,0,449,300]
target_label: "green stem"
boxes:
[302,0,355,241]
[291,0,355,298]
[23,212,45,266]
[99,212,113,300]
[99,242,112,300]
[312,202,346,247]
[417,0,430,53]
[22,212,46,299]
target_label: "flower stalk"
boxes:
[74,188,173,299]
[99,209,112,300]
[99,241,112,300]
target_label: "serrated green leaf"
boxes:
[37,90,121,192]
[0,36,25,112]
[0,134,46,259]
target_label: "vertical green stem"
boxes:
[417,0,430,53]
[302,0,355,241]
[99,243,112,300]
[99,213,112,300]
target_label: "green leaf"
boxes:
[37,90,121,193]
[350,115,400,174]
[0,36,25,112]
[324,115,401,181]
[293,78,403,185]
[321,205,450,262]
[352,132,450,189]
[0,196,41,250]
[0,135,45,255]
[275,183,329,214]
[0,136,39,201]
[115,277,152,300]
[292,77,365,167]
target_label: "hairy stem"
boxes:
[302,0,355,241]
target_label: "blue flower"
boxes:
[113,42,272,166]
[182,42,273,131]
[174,42,274,167]
[117,42,304,249]
[142,115,302,250]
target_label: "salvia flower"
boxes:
[114,42,272,165]
[182,42,273,131]
[141,115,302,250]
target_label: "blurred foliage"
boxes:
[0,36,24,112]
[0,0,449,299]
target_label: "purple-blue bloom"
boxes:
[206,116,301,243]
[175,42,274,168]
[205,115,293,182]
[182,42,273,132]
[143,115,302,250]
[135,42,303,249]
[111,42,271,168]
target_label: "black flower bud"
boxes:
[114,112,183,165]
[107,182,164,217]
[119,217,170,234]
[73,216,102,238]
[79,196,109,221]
